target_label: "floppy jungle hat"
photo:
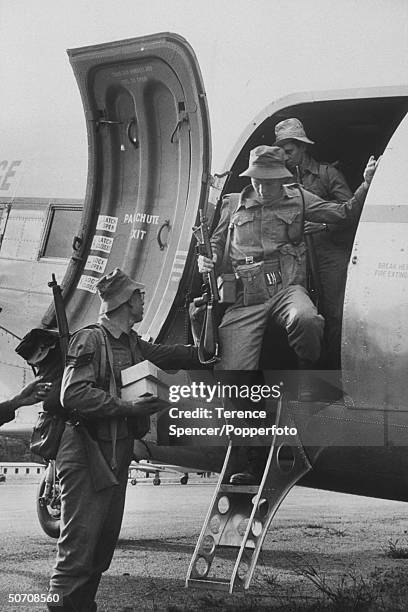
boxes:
[274,118,314,145]
[239,145,293,179]
[97,268,145,314]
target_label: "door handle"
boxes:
[127,118,139,148]
[157,219,170,250]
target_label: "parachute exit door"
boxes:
[61,33,211,338]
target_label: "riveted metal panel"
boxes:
[343,112,408,410]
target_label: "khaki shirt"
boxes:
[210,182,368,289]
[298,155,356,248]
[297,155,353,202]
[61,321,200,440]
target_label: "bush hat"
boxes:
[274,118,314,145]
[15,328,60,361]
[239,145,293,179]
[97,268,145,314]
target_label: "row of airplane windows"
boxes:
[1,466,43,474]
[0,204,82,260]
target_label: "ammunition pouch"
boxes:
[235,260,282,306]
[235,261,268,306]
[30,412,66,460]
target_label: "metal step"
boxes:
[187,578,236,591]
[185,394,313,594]
[219,484,260,494]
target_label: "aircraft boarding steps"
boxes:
[186,395,314,593]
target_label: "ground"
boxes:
[1,479,408,611]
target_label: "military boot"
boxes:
[47,594,79,612]
[229,446,268,485]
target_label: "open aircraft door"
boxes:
[45,33,211,339]
[342,112,408,412]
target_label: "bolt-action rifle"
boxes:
[192,210,220,364]
[49,274,119,491]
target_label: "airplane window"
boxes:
[0,209,44,260]
[41,207,82,259]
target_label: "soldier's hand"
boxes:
[304,221,327,235]
[132,395,170,416]
[12,378,52,408]
[198,253,217,274]
[363,155,381,187]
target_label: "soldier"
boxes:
[198,145,377,484]
[274,118,355,368]
[0,379,52,427]
[48,268,200,612]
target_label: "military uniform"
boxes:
[297,155,354,368]
[210,181,368,370]
[0,402,15,426]
[50,317,199,611]
[274,117,356,368]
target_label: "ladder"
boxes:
[186,395,312,593]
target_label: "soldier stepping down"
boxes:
[198,146,378,485]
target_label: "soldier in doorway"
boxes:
[274,118,355,368]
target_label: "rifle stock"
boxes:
[49,274,119,490]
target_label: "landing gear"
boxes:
[37,461,60,539]
[180,474,189,485]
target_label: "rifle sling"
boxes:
[219,194,240,273]
[97,325,119,471]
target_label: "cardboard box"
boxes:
[121,360,171,404]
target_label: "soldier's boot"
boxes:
[47,587,98,612]
[47,594,81,612]
[229,446,269,485]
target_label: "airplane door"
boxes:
[63,33,210,338]
[342,112,408,411]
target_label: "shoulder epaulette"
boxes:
[222,193,241,213]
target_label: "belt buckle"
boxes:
[245,256,254,264]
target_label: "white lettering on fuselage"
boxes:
[0,160,22,191]
[130,228,147,240]
[123,213,159,225]
[124,211,159,241]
